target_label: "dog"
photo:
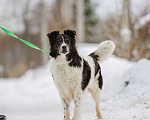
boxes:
[47,29,115,120]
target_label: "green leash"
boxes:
[0,26,49,55]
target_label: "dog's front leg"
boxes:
[59,91,70,120]
[72,90,82,120]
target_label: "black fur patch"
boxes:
[66,51,82,67]
[81,59,91,90]
[89,53,100,76]
[47,31,60,58]
[98,70,103,90]
[89,52,103,90]
[89,52,99,61]
[64,29,76,39]
[64,29,81,67]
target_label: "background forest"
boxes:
[0,0,150,78]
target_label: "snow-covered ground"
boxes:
[0,44,150,120]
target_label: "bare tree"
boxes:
[121,0,131,43]
[22,0,31,67]
[60,0,74,26]
[40,0,49,65]
[76,0,85,43]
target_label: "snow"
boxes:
[0,44,150,120]
[120,28,132,42]
[135,13,150,30]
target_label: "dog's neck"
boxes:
[66,50,82,67]
[51,49,82,67]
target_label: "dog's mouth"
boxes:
[62,50,68,54]
[59,45,69,54]
[60,49,68,54]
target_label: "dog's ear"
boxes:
[64,29,76,39]
[47,31,59,57]
[47,31,59,43]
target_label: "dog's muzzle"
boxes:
[62,45,68,54]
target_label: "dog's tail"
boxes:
[89,40,115,62]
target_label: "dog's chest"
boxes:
[52,64,82,89]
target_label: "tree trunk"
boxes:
[76,0,85,43]
[22,0,30,68]
[121,0,133,60]
[60,0,74,26]
[121,0,131,43]
[40,0,49,65]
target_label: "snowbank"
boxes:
[0,44,150,120]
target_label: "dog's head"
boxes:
[47,29,76,58]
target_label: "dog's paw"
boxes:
[64,117,70,120]
[71,116,81,120]
[64,118,70,120]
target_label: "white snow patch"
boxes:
[120,28,132,42]
[0,44,150,120]
[135,13,150,30]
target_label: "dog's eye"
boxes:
[57,40,61,43]
[65,39,69,43]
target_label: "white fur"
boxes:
[95,40,115,62]
[50,57,83,120]
[49,40,115,120]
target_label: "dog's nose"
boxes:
[62,46,66,49]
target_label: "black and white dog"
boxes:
[47,29,115,120]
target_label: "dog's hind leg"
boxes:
[89,88,102,119]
